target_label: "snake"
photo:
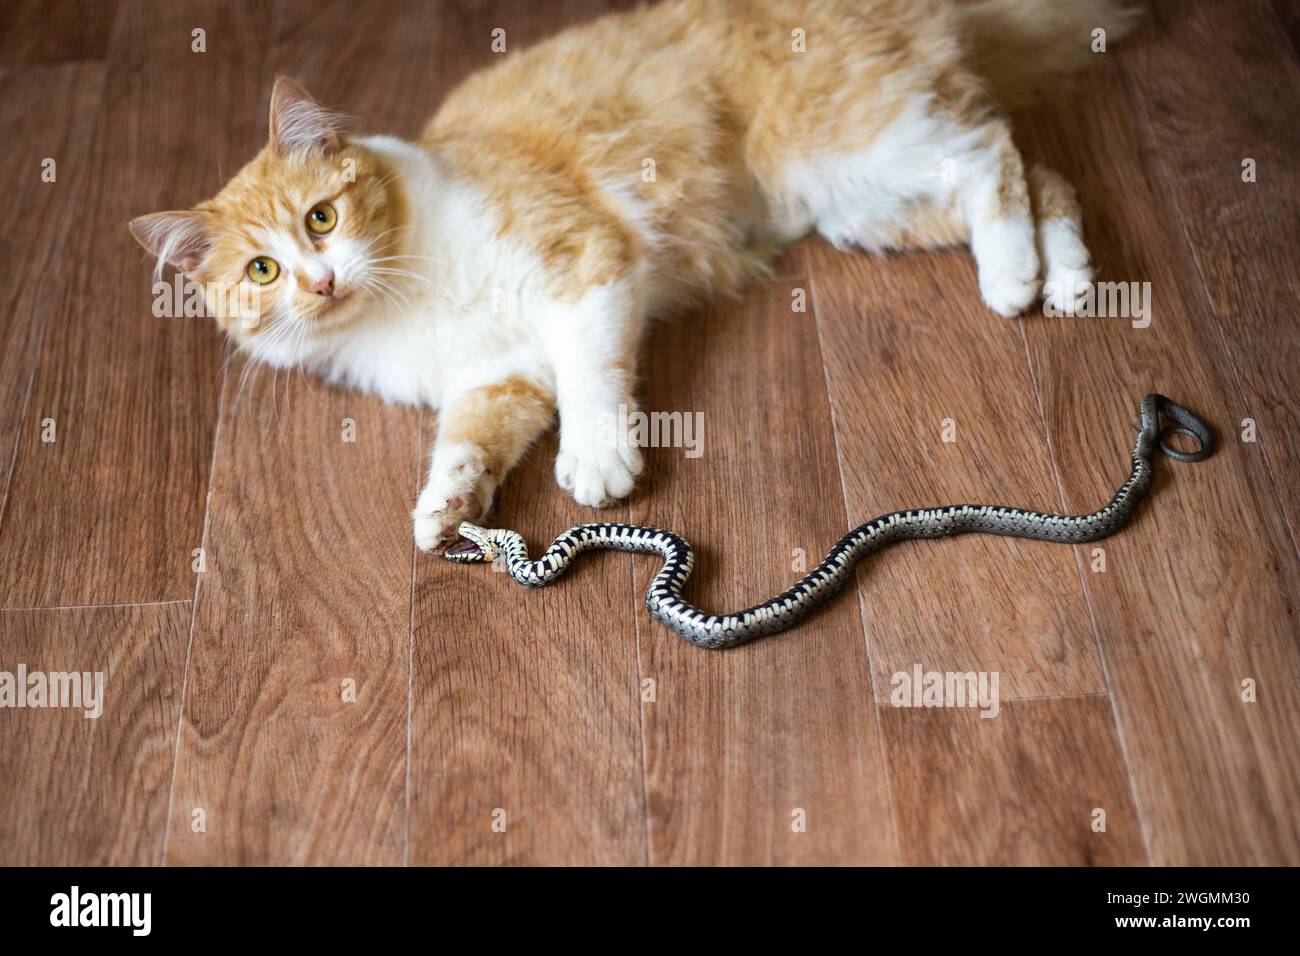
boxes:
[445,394,1213,650]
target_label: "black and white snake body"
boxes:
[446,395,1213,650]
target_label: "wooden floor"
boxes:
[1,0,1297,866]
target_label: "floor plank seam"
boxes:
[871,689,1113,709]
[804,264,904,865]
[1014,323,1156,865]
[0,598,192,613]
[156,322,232,865]
[404,409,425,868]
[630,552,653,867]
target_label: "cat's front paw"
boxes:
[1039,217,1094,316]
[413,445,491,552]
[980,267,1040,318]
[974,218,1040,318]
[413,500,484,553]
[555,442,642,508]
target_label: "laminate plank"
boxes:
[882,696,1146,865]
[408,0,647,867]
[164,0,433,866]
[1015,64,1300,865]
[806,242,1107,702]
[410,429,647,865]
[163,377,418,865]
[1125,0,1300,555]
[633,278,896,865]
[0,0,273,607]
[0,63,105,538]
[0,602,190,865]
[434,0,640,89]
[0,0,119,64]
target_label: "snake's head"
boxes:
[443,522,496,564]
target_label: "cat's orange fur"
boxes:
[132,0,1137,551]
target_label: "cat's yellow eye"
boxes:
[246,256,280,284]
[306,202,337,235]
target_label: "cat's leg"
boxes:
[873,199,971,253]
[1028,162,1093,316]
[869,161,1093,319]
[545,283,644,508]
[413,375,554,552]
[961,123,1041,317]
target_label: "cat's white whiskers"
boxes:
[355,275,402,315]
[233,312,299,413]
[369,266,433,285]
[359,273,417,314]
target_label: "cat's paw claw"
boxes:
[556,443,642,507]
[413,493,484,553]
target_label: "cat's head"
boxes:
[130,77,408,364]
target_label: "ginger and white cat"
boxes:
[131,0,1136,551]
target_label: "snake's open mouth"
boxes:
[443,522,494,563]
[445,537,483,558]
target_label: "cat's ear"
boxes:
[269,76,341,157]
[129,210,213,275]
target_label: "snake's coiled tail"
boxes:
[446,395,1214,650]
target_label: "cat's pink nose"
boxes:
[308,270,335,297]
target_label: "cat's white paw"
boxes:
[556,442,643,508]
[974,217,1040,318]
[1038,217,1093,316]
[414,506,477,553]
[413,444,490,552]
[980,267,1040,318]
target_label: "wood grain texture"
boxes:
[0,63,105,545]
[632,279,896,865]
[410,429,647,865]
[1015,58,1300,864]
[164,375,418,865]
[0,0,120,65]
[0,0,271,608]
[807,241,1107,702]
[1124,0,1300,557]
[433,0,640,89]
[0,602,190,865]
[882,696,1146,865]
[0,0,1297,867]
[1273,0,1300,60]
[165,0,434,867]
[408,0,646,867]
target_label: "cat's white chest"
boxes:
[317,308,438,407]
[303,135,556,410]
